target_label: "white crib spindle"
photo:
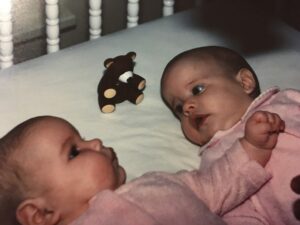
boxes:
[89,0,102,39]
[163,0,174,16]
[45,0,60,53]
[127,0,139,28]
[0,0,13,69]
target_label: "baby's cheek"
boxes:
[87,158,114,187]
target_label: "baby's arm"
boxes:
[175,112,285,215]
[240,110,285,166]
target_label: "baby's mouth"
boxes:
[192,114,209,130]
[108,148,118,164]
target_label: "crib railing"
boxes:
[0,0,13,69]
[0,0,175,70]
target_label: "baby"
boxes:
[0,114,282,225]
[161,45,300,224]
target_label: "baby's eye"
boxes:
[192,85,205,95]
[69,145,80,159]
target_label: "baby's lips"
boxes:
[190,113,209,129]
[108,148,121,168]
[106,147,117,161]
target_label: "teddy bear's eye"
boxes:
[192,85,205,95]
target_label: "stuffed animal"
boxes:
[291,175,300,220]
[97,52,146,113]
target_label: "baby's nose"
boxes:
[88,138,102,151]
[183,100,196,117]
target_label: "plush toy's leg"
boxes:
[127,89,144,105]
[98,97,116,113]
[137,79,146,90]
[101,104,115,113]
[291,175,300,220]
[128,74,146,90]
[104,88,117,98]
[135,93,144,104]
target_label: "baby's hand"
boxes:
[240,111,285,166]
[245,111,285,150]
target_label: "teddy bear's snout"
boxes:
[119,71,133,83]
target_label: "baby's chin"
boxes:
[186,131,212,147]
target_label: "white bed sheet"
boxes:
[0,7,299,180]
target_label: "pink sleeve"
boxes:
[72,176,228,225]
[176,140,272,215]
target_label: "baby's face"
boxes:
[21,117,126,219]
[162,60,253,146]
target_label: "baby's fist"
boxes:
[245,111,285,150]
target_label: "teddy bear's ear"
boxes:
[104,58,114,68]
[127,52,136,60]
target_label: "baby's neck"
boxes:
[56,203,89,225]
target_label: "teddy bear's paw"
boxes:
[104,88,117,98]
[101,104,115,113]
[135,93,144,104]
[138,80,146,90]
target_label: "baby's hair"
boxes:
[0,116,52,225]
[162,46,261,99]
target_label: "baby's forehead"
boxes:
[164,58,215,79]
[27,117,79,139]
[172,56,216,71]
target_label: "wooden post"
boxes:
[163,0,174,16]
[0,0,13,69]
[45,0,60,53]
[89,0,102,39]
[127,0,139,28]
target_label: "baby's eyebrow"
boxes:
[186,79,196,87]
[68,124,81,136]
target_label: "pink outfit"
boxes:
[70,144,270,225]
[200,87,300,225]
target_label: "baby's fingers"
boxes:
[252,111,270,124]
[267,113,285,133]
[253,111,284,131]
[251,111,285,134]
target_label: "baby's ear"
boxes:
[235,68,256,94]
[16,198,60,225]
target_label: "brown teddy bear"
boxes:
[97,52,146,113]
